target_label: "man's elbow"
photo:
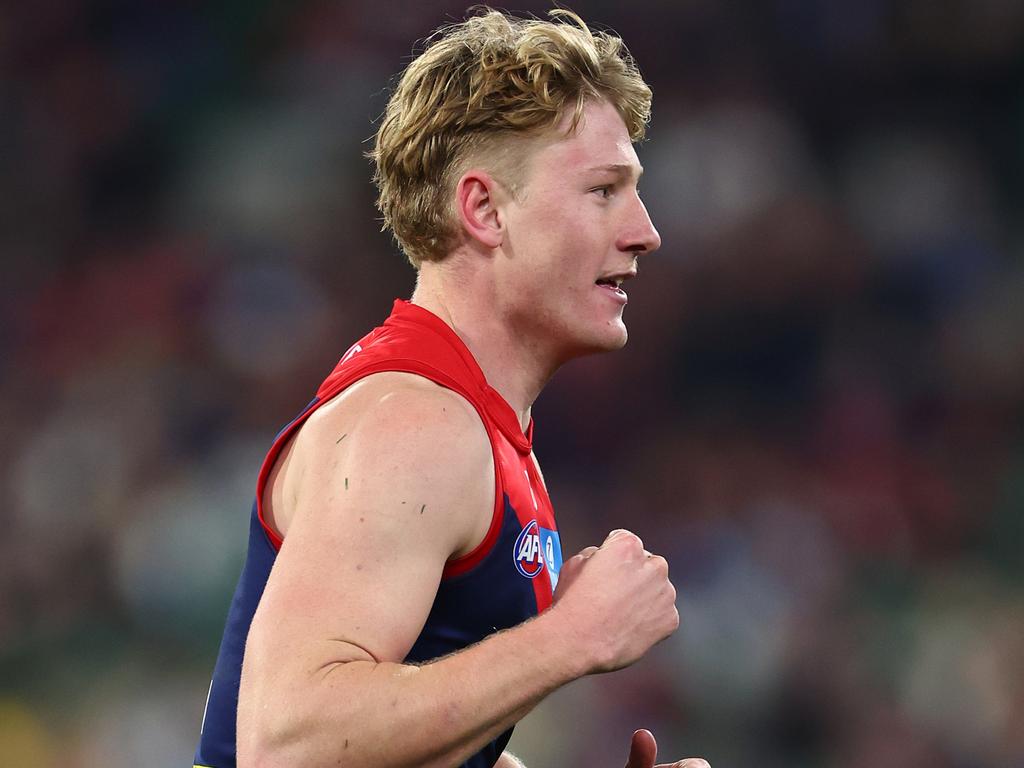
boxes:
[236,718,286,768]
[235,683,308,768]
[238,737,376,768]
[237,725,318,768]
[236,692,365,768]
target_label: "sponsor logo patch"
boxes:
[513,520,562,589]
[514,520,545,578]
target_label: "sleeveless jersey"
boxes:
[194,299,562,768]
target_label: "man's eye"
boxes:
[592,186,613,198]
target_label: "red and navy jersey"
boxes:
[194,300,562,768]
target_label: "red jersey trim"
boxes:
[521,460,555,611]
[389,301,534,454]
[254,359,508,579]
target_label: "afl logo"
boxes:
[514,519,545,578]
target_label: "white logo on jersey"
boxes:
[514,520,545,578]
[340,343,363,365]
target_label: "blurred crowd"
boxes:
[2,1,1023,766]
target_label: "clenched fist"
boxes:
[552,529,679,673]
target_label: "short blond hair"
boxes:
[370,8,652,267]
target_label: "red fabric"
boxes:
[253,300,555,590]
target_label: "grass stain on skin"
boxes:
[336,433,348,444]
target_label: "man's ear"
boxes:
[455,170,504,250]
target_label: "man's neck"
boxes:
[410,265,556,433]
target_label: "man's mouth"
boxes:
[595,268,637,300]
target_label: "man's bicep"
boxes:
[259,499,447,665]
[250,384,493,666]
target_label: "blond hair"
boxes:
[370,8,652,267]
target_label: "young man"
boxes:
[195,9,709,768]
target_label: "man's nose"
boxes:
[618,196,661,255]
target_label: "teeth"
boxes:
[597,275,631,289]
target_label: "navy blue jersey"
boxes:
[195,300,562,768]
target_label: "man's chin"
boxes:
[604,327,629,351]
[572,324,629,357]
[604,318,629,350]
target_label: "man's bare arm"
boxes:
[236,374,679,768]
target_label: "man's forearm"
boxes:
[238,608,582,768]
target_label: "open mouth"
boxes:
[595,277,628,301]
[594,264,637,305]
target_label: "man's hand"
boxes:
[551,529,679,674]
[624,729,710,768]
[552,545,597,599]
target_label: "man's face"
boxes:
[493,99,661,361]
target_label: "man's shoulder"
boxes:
[317,371,483,434]
[281,370,495,558]
[298,371,492,475]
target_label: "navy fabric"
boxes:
[194,302,558,768]
[196,493,535,768]
[195,501,278,767]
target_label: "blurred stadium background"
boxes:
[2,1,1024,765]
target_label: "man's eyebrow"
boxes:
[584,163,644,179]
